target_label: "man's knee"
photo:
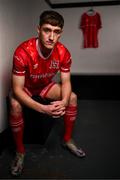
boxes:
[10,98,22,114]
[69,92,77,105]
[9,98,24,127]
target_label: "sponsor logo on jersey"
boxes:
[30,72,55,79]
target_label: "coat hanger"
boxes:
[88,7,94,13]
[87,0,95,15]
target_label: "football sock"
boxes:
[9,113,25,154]
[63,105,77,142]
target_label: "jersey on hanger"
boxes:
[80,11,102,48]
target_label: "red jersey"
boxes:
[80,12,102,48]
[12,38,72,95]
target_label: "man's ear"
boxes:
[37,25,40,34]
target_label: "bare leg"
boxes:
[9,96,25,176]
[9,96,25,154]
[63,93,85,157]
[45,84,86,157]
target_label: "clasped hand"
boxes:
[44,100,66,118]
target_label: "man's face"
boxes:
[37,24,62,49]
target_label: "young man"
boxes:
[9,10,85,176]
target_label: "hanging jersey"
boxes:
[80,12,102,48]
[12,38,72,94]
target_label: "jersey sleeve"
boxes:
[80,13,86,30]
[12,47,27,76]
[97,12,102,29]
[60,48,72,73]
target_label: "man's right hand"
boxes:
[42,103,65,118]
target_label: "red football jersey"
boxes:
[12,38,72,95]
[80,12,102,48]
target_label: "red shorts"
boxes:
[23,81,56,99]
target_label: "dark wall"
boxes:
[71,75,120,100]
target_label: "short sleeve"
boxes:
[80,13,86,30]
[60,50,72,73]
[12,48,27,76]
[97,13,102,29]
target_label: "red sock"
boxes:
[9,113,25,154]
[63,105,77,142]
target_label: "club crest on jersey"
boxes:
[49,60,59,69]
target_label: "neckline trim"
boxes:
[36,39,53,60]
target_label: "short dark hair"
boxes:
[39,10,64,29]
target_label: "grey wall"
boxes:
[0,0,120,132]
[60,5,120,74]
